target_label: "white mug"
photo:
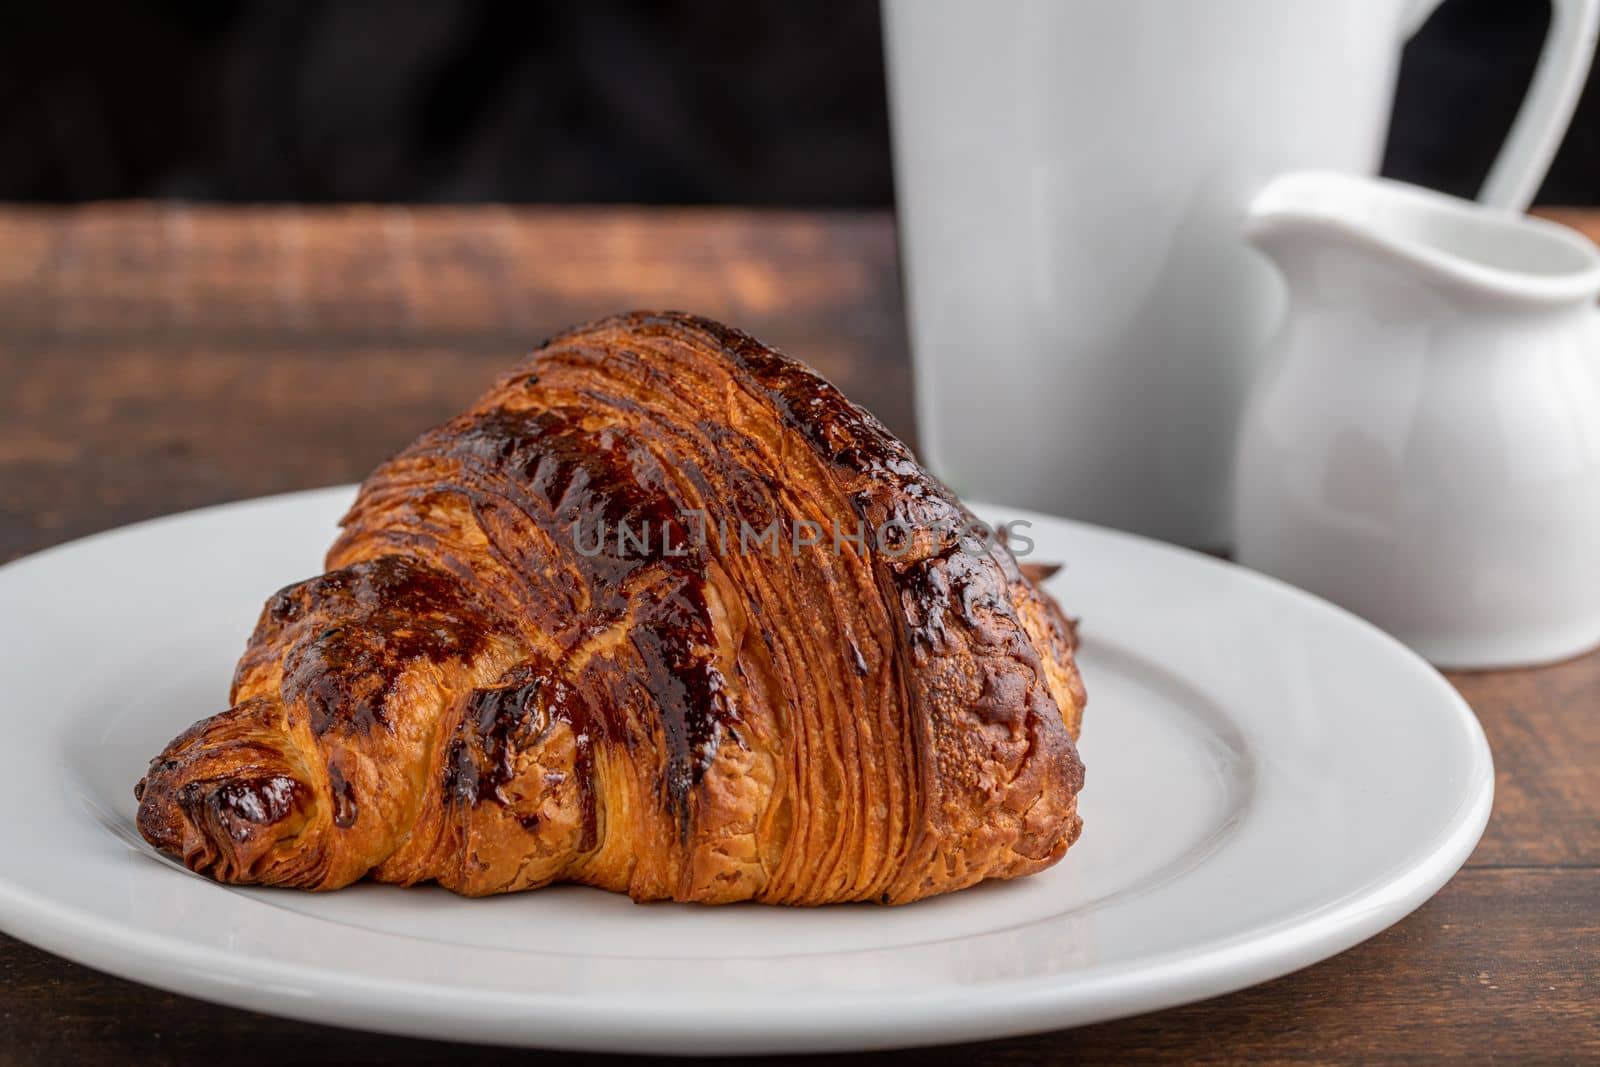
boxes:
[884,0,1599,548]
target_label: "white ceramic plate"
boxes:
[0,487,1492,1054]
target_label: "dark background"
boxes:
[2,0,1596,206]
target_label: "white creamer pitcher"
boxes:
[1235,172,1600,668]
[884,0,1599,548]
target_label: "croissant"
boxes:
[135,311,1086,905]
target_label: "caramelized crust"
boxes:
[136,311,1086,904]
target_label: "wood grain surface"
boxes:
[0,204,1595,1065]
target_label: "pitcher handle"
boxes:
[1402,0,1600,211]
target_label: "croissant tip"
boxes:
[135,702,321,883]
[138,767,318,883]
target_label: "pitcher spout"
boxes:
[1245,171,1600,309]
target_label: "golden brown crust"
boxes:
[136,311,1086,904]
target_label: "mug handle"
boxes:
[1402,0,1600,211]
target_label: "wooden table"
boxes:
[0,205,1595,1065]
